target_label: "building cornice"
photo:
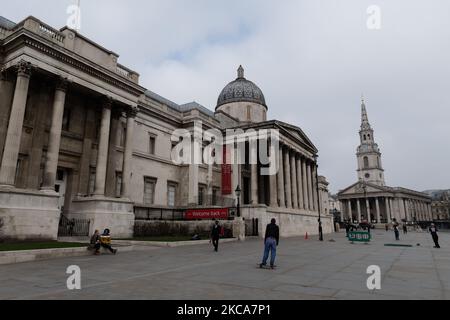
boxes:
[2,30,146,97]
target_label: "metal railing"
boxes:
[58,215,90,237]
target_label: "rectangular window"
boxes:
[198,185,206,206]
[115,172,123,198]
[212,188,219,206]
[62,108,71,131]
[88,168,96,195]
[14,158,22,186]
[120,123,126,147]
[167,183,177,207]
[149,134,156,155]
[144,177,157,205]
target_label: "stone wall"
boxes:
[241,205,334,238]
[0,188,60,241]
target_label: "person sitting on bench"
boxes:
[100,229,118,255]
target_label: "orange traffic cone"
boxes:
[305,232,309,240]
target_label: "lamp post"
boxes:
[314,155,323,241]
[235,185,241,218]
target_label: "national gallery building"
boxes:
[0,16,333,241]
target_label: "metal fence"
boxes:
[58,215,91,237]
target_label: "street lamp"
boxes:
[235,186,242,218]
[314,155,324,242]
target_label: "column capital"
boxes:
[55,77,70,92]
[102,96,114,110]
[0,65,10,81]
[15,60,32,78]
[126,105,139,118]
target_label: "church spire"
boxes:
[361,96,371,130]
[237,65,245,79]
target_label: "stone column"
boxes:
[269,140,278,207]
[401,199,407,220]
[388,198,393,223]
[347,200,352,221]
[94,98,112,196]
[340,200,345,221]
[306,162,313,211]
[284,148,292,208]
[41,78,69,191]
[277,147,285,207]
[357,199,362,223]
[121,106,137,199]
[290,153,298,209]
[188,123,201,205]
[384,197,392,223]
[0,60,32,186]
[375,197,381,223]
[302,158,308,210]
[296,156,304,209]
[250,165,258,205]
[250,138,258,205]
[365,198,370,221]
[0,70,15,163]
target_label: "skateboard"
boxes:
[257,264,277,270]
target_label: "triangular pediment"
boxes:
[275,121,317,153]
[338,181,388,196]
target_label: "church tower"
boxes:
[356,98,385,186]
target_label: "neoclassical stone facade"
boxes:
[0,16,333,240]
[338,99,432,225]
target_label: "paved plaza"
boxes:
[1,231,449,300]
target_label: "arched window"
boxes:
[363,135,366,141]
[363,156,369,169]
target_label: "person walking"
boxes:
[385,224,389,232]
[392,219,400,241]
[260,219,280,269]
[429,223,441,249]
[403,224,408,235]
[345,221,350,238]
[210,220,221,252]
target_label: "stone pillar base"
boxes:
[232,217,246,241]
[70,197,134,239]
[240,205,335,238]
[0,187,60,241]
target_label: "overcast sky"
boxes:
[2,0,449,193]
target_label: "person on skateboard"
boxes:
[260,219,280,269]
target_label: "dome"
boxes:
[216,66,267,110]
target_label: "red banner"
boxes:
[222,145,232,195]
[185,208,229,220]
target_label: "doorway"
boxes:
[55,169,68,213]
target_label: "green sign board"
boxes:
[348,231,371,243]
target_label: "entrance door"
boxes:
[55,169,68,213]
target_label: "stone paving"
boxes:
[0,230,449,300]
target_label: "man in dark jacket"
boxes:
[429,224,440,248]
[210,220,221,252]
[260,219,280,269]
[392,219,400,241]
